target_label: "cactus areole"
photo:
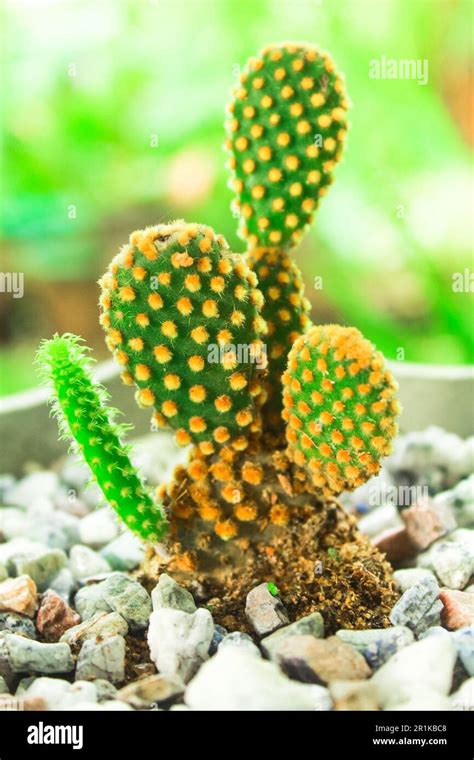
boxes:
[37,42,401,632]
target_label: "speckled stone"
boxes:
[151,574,197,614]
[393,568,436,593]
[245,583,289,637]
[389,575,442,635]
[336,626,414,669]
[0,612,36,639]
[431,541,474,590]
[75,634,126,684]
[8,549,67,592]
[147,608,214,683]
[74,582,112,621]
[101,574,152,632]
[3,633,74,674]
[60,611,128,646]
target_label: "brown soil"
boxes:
[137,501,399,636]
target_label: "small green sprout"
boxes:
[267,581,280,597]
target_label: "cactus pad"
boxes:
[100,221,268,455]
[225,41,349,249]
[246,247,311,424]
[282,325,400,494]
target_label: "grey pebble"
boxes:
[336,626,414,669]
[2,633,74,674]
[245,583,289,637]
[76,634,126,684]
[389,575,442,636]
[0,612,36,639]
[151,573,196,614]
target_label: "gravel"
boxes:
[151,573,197,614]
[389,575,443,635]
[185,649,331,711]
[371,636,456,709]
[261,611,324,660]
[147,608,214,683]
[69,545,111,581]
[335,626,414,669]
[2,633,74,674]
[245,582,289,636]
[0,426,472,711]
[76,634,126,684]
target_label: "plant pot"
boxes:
[0,360,472,475]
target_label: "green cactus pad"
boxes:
[100,221,268,455]
[282,324,400,495]
[225,41,349,249]
[36,334,167,543]
[246,246,311,424]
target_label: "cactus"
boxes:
[99,220,267,456]
[282,325,400,496]
[36,334,167,542]
[38,41,402,630]
[246,247,311,426]
[225,41,349,250]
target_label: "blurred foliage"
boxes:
[1,0,473,396]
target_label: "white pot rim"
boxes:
[387,360,474,381]
[1,359,473,416]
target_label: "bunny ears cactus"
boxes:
[282,325,400,495]
[99,221,268,455]
[225,41,349,249]
[39,40,401,579]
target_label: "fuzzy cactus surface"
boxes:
[36,334,167,542]
[225,41,349,249]
[246,247,311,424]
[100,221,268,455]
[282,325,400,495]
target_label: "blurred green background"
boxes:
[1,0,473,396]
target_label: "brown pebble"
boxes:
[402,498,456,551]
[372,526,417,564]
[275,634,371,684]
[36,589,81,642]
[117,673,184,709]
[440,589,474,630]
[0,575,38,618]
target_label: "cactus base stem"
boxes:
[137,441,398,634]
